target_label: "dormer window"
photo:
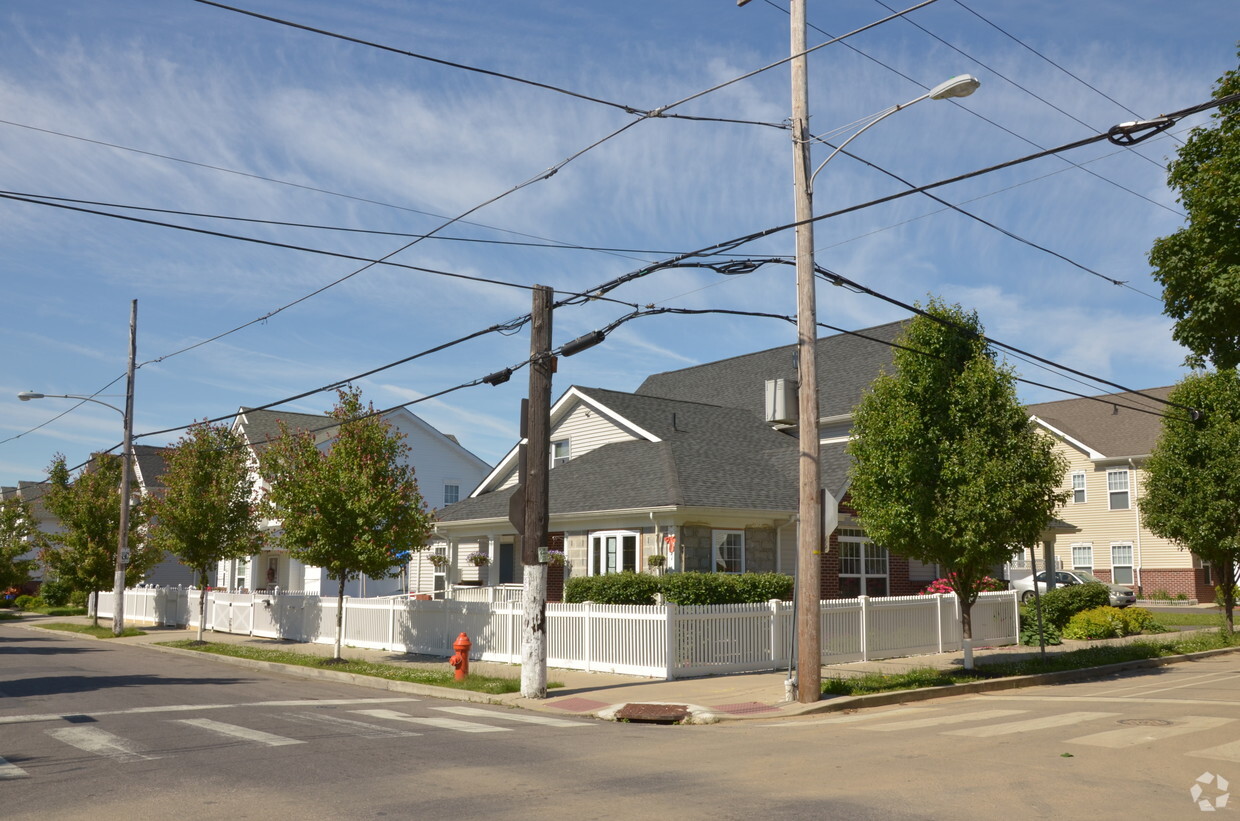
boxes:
[551,439,570,468]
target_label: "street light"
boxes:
[742,0,978,704]
[20,300,138,636]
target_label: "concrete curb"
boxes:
[792,644,1240,717]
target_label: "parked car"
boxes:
[1010,570,1136,607]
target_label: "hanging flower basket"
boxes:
[647,554,666,568]
[546,549,566,566]
[427,554,450,569]
[466,551,492,567]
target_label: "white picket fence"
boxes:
[94,588,1018,680]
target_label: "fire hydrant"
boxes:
[449,632,471,681]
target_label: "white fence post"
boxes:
[858,595,869,662]
[583,602,593,673]
[936,593,944,653]
[769,599,782,667]
[664,602,677,680]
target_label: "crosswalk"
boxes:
[768,704,1240,762]
[0,701,593,780]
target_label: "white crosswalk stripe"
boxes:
[277,711,422,738]
[943,711,1119,738]
[1187,738,1240,763]
[351,708,511,733]
[0,756,29,780]
[1067,716,1236,749]
[857,709,1027,732]
[432,706,591,727]
[47,726,157,763]
[173,718,304,746]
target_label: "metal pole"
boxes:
[114,299,137,636]
[790,0,822,703]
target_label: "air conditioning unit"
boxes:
[765,378,798,425]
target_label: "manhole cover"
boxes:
[1117,718,1173,727]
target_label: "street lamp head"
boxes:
[17,391,45,401]
[928,74,981,101]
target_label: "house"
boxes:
[424,320,937,599]
[225,405,490,596]
[3,444,197,591]
[1024,386,1213,600]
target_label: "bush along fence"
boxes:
[93,588,1019,680]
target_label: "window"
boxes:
[1071,472,1086,504]
[1107,469,1130,510]
[1111,543,1134,585]
[838,527,888,597]
[443,483,460,505]
[550,439,571,468]
[1071,543,1093,574]
[713,530,745,573]
[590,530,638,575]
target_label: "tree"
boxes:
[0,494,43,593]
[1140,370,1240,631]
[1148,53,1240,369]
[258,388,433,660]
[41,453,159,626]
[148,422,265,641]
[847,299,1068,666]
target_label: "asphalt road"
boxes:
[4,622,1239,819]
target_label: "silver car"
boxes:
[1011,569,1136,608]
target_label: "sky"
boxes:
[1,0,1237,488]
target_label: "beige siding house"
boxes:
[1027,387,1214,600]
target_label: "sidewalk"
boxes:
[16,614,1237,724]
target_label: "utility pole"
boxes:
[789,0,823,703]
[520,284,553,698]
[114,299,137,636]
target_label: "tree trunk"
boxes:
[334,575,346,660]
[960,597,975,670]
[197,568,208,643]
[1223,558,1235,633]
[90,587,100,627]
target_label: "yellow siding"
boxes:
[1041,433,1191,577]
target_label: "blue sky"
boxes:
[1,0,1237,487]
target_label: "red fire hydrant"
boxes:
[449,632,471,681]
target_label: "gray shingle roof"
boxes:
[1027,387,1173,458]
[234,407,333,449]
[439,389,801,522]
[635,320,907,418]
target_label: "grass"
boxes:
[1155,612,1232,628]
[821,628,1240,697]
[0,611,21,621]
[156,640,559,695]
[37,622,147,639]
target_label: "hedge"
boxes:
[563,571,793,606]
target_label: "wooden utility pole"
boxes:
[114,299,137,636]
[790,0,822,703]
[520,284,553,698]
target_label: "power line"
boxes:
[190,0,640,114]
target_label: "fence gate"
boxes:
[211,594,254,635]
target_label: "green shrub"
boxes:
[1118,607,1167,635]
[564,572,660,605]
[1031,582,1111,629]
[38,577,73,607]
[732,573,794,603]
[1063,606,1127,640]
[1019,618,1062,646]
[13,595,39,611]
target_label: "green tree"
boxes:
[0,494,43,593]
[1148,53,1240,369]
[1140,370,1240,631]
[847,299,1068,664]
[148,422,265,641]
[41,453,159,625]
[258,388,433,660]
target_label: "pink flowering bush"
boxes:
[918,574,1007,595]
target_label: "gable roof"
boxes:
[1027,387,1173,460]
[233,407,334,449]
[440,389,800,523]
[636,320,908,418]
